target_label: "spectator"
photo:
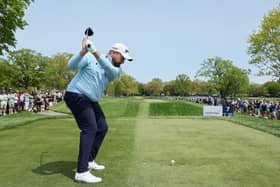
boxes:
[269,102,277,120]
[261,100,267,118]
[16,92,20,112]
[23,92,30,111]
[7,90,16,114]
[28,95,33,112]
[43,94,49,111]
[20,92,24,111]
[0,90,8,116]
[32,93,43,112]
[276,102,280,120]
[0,90,3,116]
[57,91,62,102]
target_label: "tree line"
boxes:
[106,69,280,98]
[0,49,75,91]
[0,49,279,98]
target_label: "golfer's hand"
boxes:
[80,38,100,58]
[86,40,97,53]
[80,38,88,56]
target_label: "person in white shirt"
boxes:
[24,92,30,111]
[0,91,8,116]
[7,90,16,114]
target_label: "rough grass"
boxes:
[0,112,68,130]
[227,113,280,137]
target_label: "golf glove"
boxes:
[86,39,97,53]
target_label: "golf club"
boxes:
[84,27,95,52]
[84,27,94,39]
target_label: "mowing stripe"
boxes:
[137,101,150,118]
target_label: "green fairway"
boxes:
[0,98,280,186]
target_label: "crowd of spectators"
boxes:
[0,89,64,116]
[233,99,280,120]
[175,95,280,120]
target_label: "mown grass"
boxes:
[149,101,203,116]
[1,97,280,186]
[126,118,280,187]
[0,116,280,186]
[0,118,137,187]
[51,98,280,138]
[101,97,141,118]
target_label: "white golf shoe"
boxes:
[88,160,105,170]
[74,171,102,183]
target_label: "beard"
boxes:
[111,57,124,67]
[112,60,121,67]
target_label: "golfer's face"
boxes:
[111,51,125,66]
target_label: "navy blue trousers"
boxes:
[64,92,108,173]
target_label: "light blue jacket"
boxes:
[66,53,121,102]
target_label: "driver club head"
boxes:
[85,27,94,38]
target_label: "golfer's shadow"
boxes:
[32,161,76,180]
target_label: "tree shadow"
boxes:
[32,161,76,180]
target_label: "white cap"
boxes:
[111,43,133,61]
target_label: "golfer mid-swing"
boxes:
[64,37,132,183]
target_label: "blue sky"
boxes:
[15,0,279,83]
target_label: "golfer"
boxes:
[64,37,133,183]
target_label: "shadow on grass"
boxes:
[32,161,76,180]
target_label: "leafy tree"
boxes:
[137,82,145,96]
[0,58,16,88]
[113,80,124,96]
[144,79,163,96]
[248,83,266,97]
[264,81,280,97]
[248,5,280,79]
[118,74,138,96]
[107,73,138,96]
[196,57,249,98]
[8,49,48,89]
[44,53,75,90]
[106,82,115,96]
[0,0,33,55]
[223,65,249,98]
[191,80,211,95]
[163,80,176,96]
[152,78,163,84]
[174,74,191,96]
[204,81,218,95]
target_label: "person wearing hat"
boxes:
[64,38,132,183]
